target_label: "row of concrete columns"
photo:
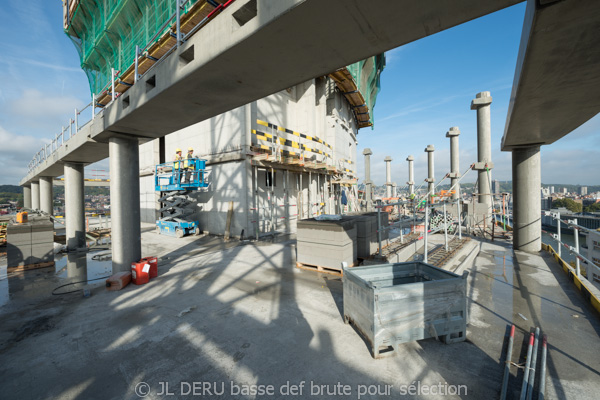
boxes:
[360,90,541,253]
[22,136,141,272]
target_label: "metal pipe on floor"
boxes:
[500,324,515,400]
[539,335,548,400]
[520,331,535,400]
[526,327,540,400]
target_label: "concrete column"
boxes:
[384,156,393,198]
[65,162,86,252]
[392,183,397,198]
[31,181,40,210]
[512,146,541,253]
[39,177,53,215]
[471,91,493,214]
[406,155,414,196]
[446,126,460,200]
[425,145,435,204]
[23,186,31,209]
[363,148,373,211]
[109,136,141,273]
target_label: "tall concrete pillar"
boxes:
[446,127,460,200]
[31,181,40,210]
[384,156,393,198]
[39,177,53,215]
[65,162,86,252]
[392,183,397,198]
[425,145,435,204]
[406,156,414,196]
[471,91,493,214]
[363,148,373,211]
[23,186,31,209]
[109,136,141,273]
[512,146,541,253]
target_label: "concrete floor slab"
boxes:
[0,228,599,399]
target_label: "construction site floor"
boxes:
[0,226,599,399]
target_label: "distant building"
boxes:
[541,197,552,211]
[492,180,500,194]
[550,186,555,194]
[580,186,588,196]
[563,188,568,195]
[541,187,550,197]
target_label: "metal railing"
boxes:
[542,211,600,286]
[28,0,235,175]
[28,99,98,173]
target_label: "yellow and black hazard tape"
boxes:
[542,243,600,314]
[257,119,333,151]
[252,129,332,158]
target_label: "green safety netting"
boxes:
[346,53,386,127]
[65,0,202,96]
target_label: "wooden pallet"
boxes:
[8,261,55,273]
[296,261,357,276]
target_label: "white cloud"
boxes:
[0,125,46,185]
[6,89,86,133]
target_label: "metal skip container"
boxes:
[343,262,468,358]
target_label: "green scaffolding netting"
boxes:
[346,53,386,126]
[65,0,202,96]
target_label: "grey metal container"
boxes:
[343,262,468,358]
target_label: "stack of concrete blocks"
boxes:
[7,217,54,267]
[351,212,389,258]
[462,202,489,231]
[296,217,357,270]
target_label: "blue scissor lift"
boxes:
[155,159,209,238]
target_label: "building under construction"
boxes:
[63,0,385,238]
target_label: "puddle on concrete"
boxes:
[0,246,113,308]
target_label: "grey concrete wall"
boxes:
[138,78,357,237]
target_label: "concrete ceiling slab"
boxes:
[502,0,600,150]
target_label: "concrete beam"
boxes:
[109,136,141,273]
[512,146,541,253]
[406,155,414,196]
[23,186,31,209]
[39,177,53,215]
[472,91,493,215]
[384,156,393,198]
[425,145,435,203]
[65,163,86,252]
[502,0,600,150]
[446,127,460,200]
[31,181,39,210]
[21,0,520,185]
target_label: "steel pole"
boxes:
[520,332,535,400]
[424,202,429,263]
[526,327,540,400]
[539,335,548,400]
[500,325,515,400]
[443,201,448,251]
[557,212,562,257]
[574,219,580,278]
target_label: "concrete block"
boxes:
[297,241,356,269]
[30,243,54,263]
[7,244,31,267]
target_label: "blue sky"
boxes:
[0,1,598,186]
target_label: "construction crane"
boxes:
[154,158,209,238]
